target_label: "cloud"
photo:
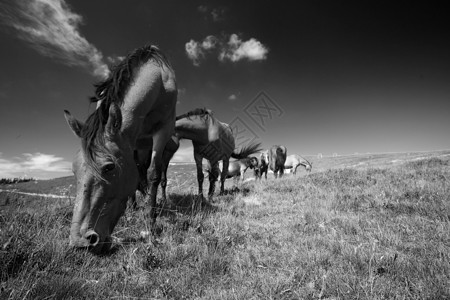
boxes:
[211,7,227,22]
[185,40,203,67]
[197,5,227,22]
[185,34,268,66]
[0,152,72,179]
[202,35,218,50]
[0,0,110,78]
[185,35,219,66]
[228,94,237,101]
[197,5,208,14]
[219,34,269,62]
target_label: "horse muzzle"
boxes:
[69,229,111,253]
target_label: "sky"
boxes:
[0,0,449,179]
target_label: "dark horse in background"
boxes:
[254,153,269,180]
[158,108,262,201]
[262,145,287,178]
[64,45,177,252]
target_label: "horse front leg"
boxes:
[134,149,152,209]
[147,153,162,226]
[240,166,248,182]
[147,131,172,226]
[208,161,220,198]
[219,160,229,195]
[279,166,285,178]
[194,151,205,198]
[254,168,260,181]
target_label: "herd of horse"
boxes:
[63,45,311,252]
[204,148,312,182]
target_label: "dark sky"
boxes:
[0,0,449,179]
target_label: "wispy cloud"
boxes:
[228,94,237,101]
[0,0,109,78]
[197,5,227,22]
[0,152,71,179]
[185,34,269,66]
[185,35,219,66]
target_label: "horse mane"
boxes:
[81,45,172,179]
[176,108,213,121]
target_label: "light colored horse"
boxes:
[160,108,261,199]
[263,145,287,178]
[284,154,312,174]
[205,157,259,181]
[64,45,177,252]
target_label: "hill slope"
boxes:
[1,151,449,299]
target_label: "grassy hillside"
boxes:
[1,151,449,299]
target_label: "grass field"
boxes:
[1,151,449,299]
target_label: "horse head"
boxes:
[261,151,269,163]
[247,156,259,169]
[64,104,138,253]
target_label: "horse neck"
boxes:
[121,61,175,143]
[298,155,311,166]
[238,157,249,166]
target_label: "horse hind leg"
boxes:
[160,140,178,206]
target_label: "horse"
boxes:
[284,154,312,174]
[63,45,177,252]
[263,145,287,178]
[159,108,262,199]
[254,152,269,180]
[204,157,259,182]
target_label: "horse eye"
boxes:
[102,163,116,173]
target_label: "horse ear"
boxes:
[105,103,122,137]
[64,110,84,138]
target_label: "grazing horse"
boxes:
[64,45,177,252]
[160,108,261,199]
[284,154,312,174]
[205,157,259,181]
[254,153,269,180]
[263,145,287,178]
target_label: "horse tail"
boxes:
[231,142,262,160]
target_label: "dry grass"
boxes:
[1,153,449,299]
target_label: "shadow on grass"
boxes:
[158,193,219,217]
[220,186,251,196]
